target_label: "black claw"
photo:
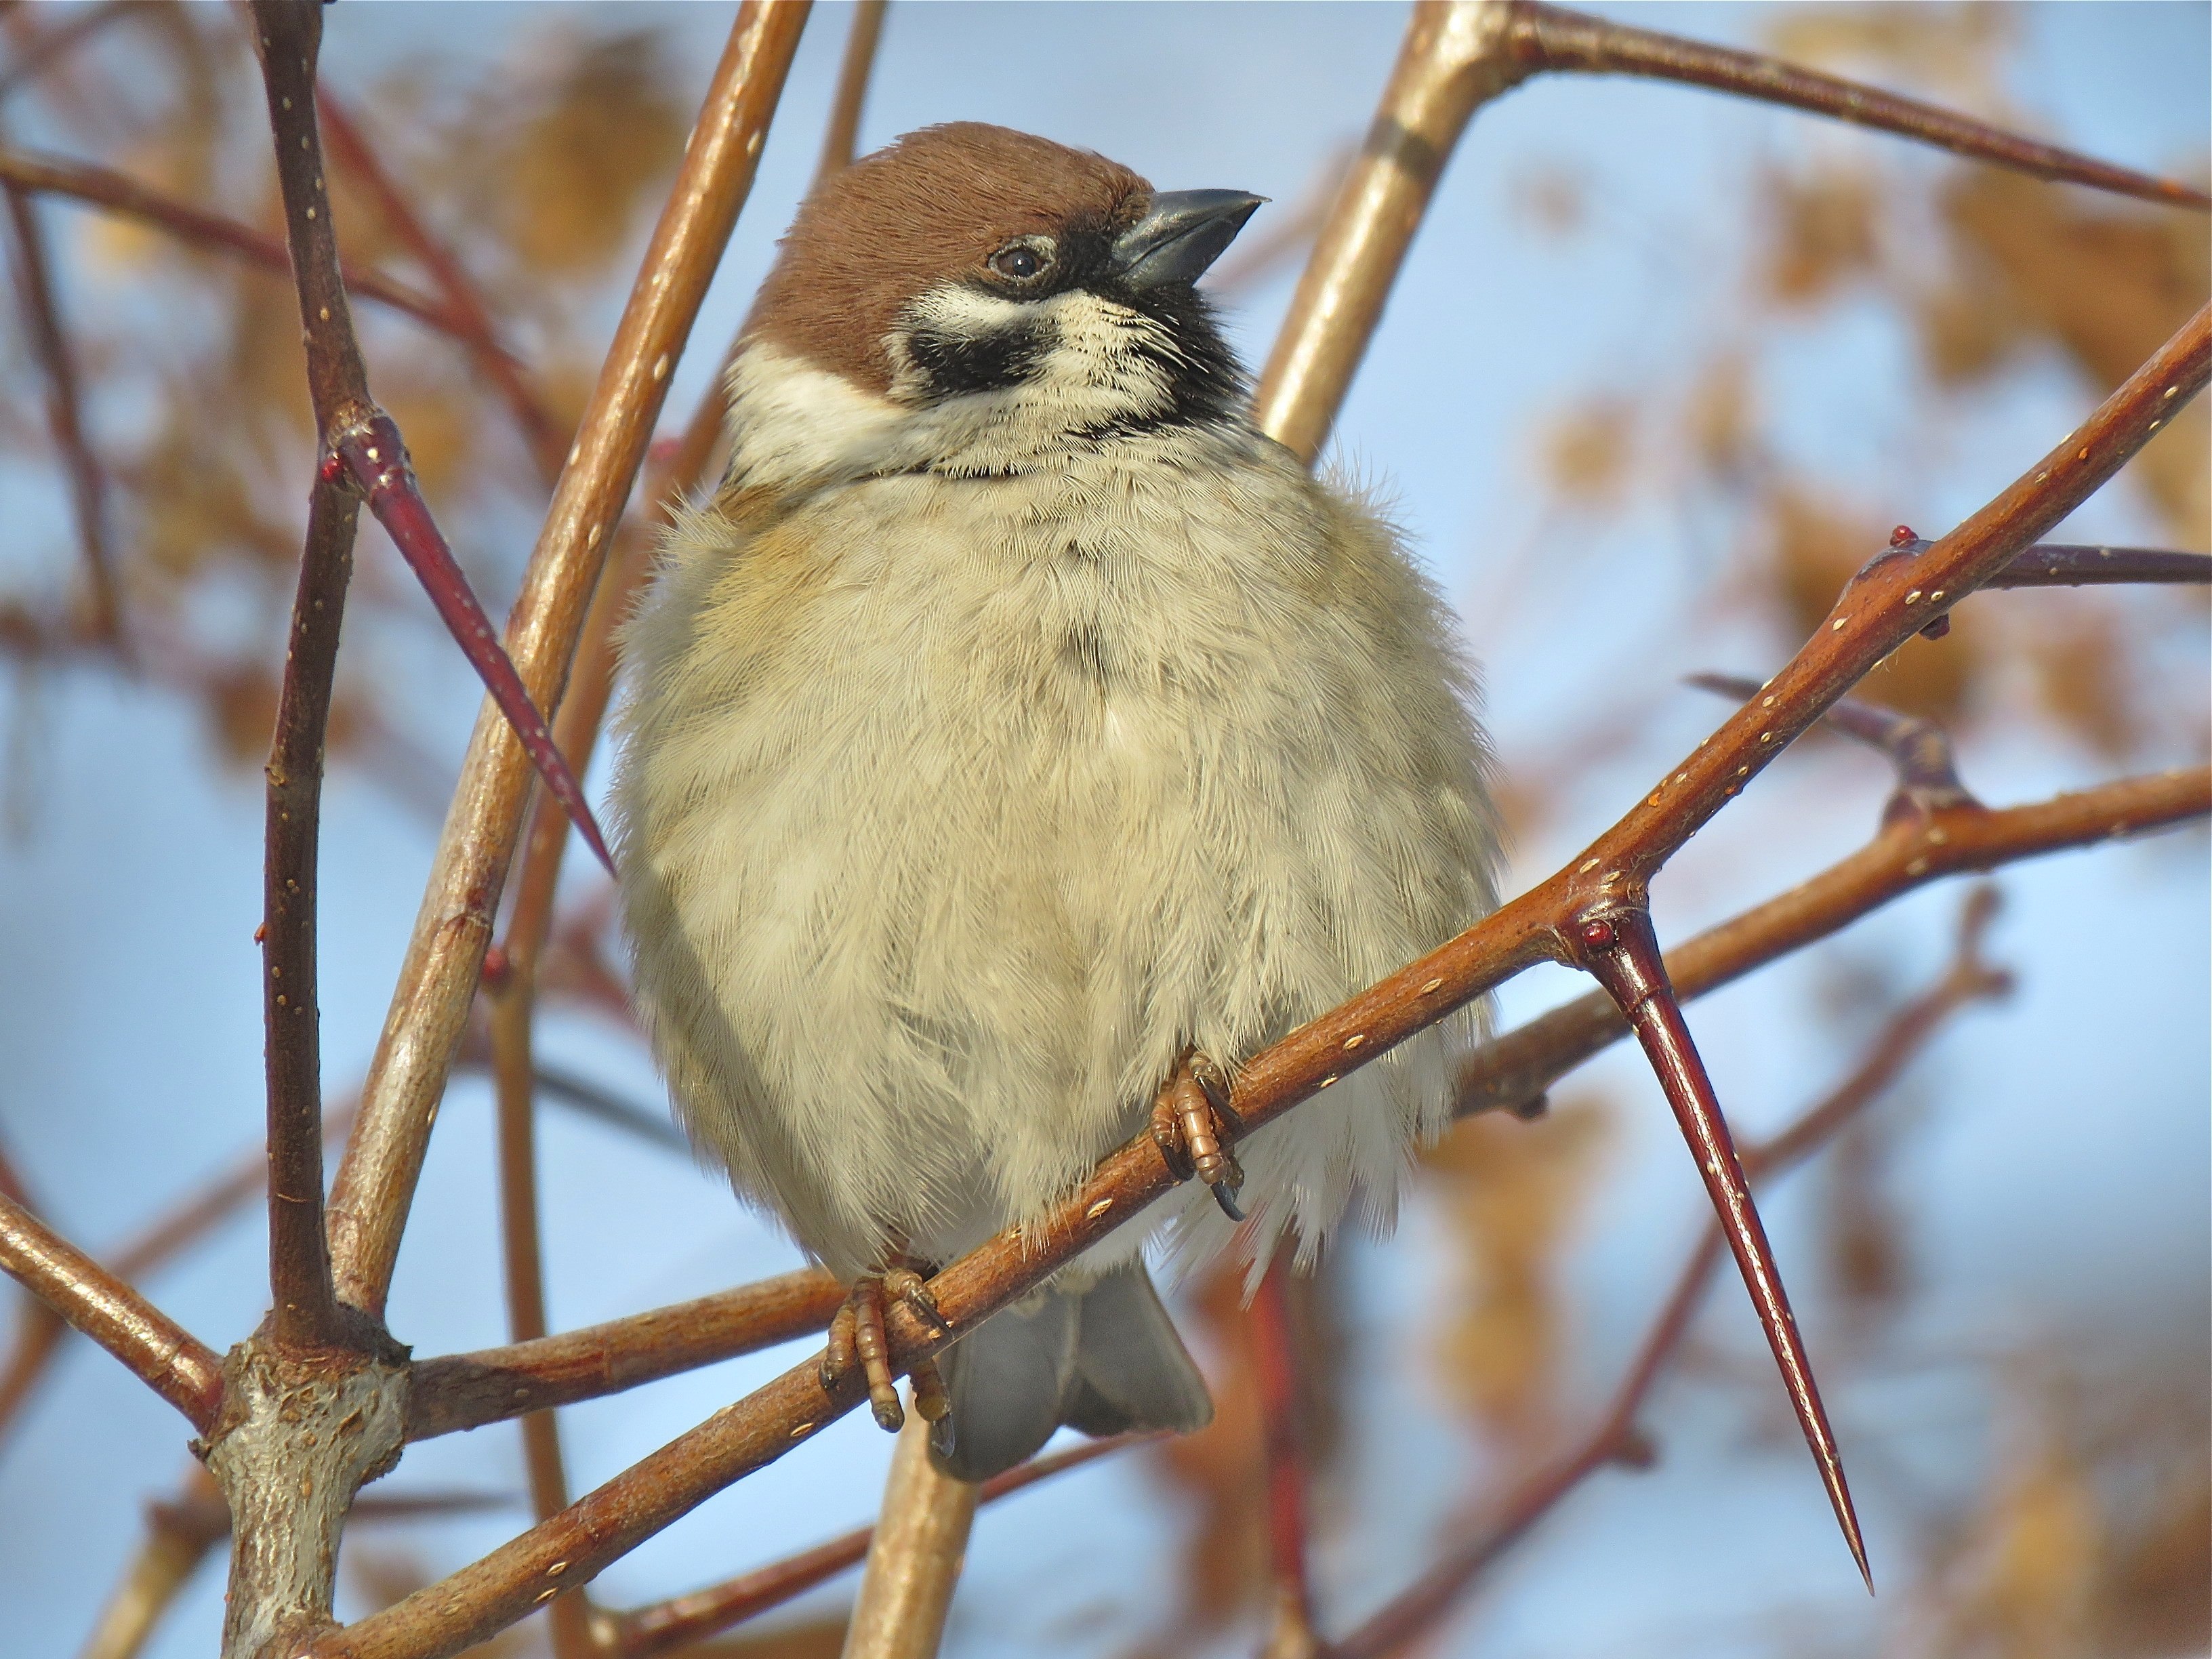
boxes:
[1212,1182,1246,1223]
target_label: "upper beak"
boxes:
[1111,189,1265,290]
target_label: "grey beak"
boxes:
[1111,189,1265,289]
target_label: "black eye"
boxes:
[989,241,1050,283]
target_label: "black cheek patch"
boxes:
[905,312,1050,402]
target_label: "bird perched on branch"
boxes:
[613,123,1499,1480]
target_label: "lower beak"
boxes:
[1111,190,1265,290]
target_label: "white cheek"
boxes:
[720,344,910,491]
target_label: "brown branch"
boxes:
[313,87,567,485]
[2,180,120,641]
[608,1435,1145,1657]
[813,0,887,185]
[312,294,2212,1659]
[405,1269,842,1443]
[1252,1252,1322,1659]
[1252,1,1525,462]
[1334,893,2015,1659]
[1504,1,2212,213]
[1458,765,2210,1121]
[251,0,373,1356]
[1252,0,2208,464]
[842,1414,978,1659]
[260,469,354,1349]
[0,1191,223,1433]
[0,1103,361,1449]
[0,146,472,339]
[323,0,809,1327]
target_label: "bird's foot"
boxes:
[820,1264,952,1432]
[1151,1048,1247,1222]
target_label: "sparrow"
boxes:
[612,123,1500,1481]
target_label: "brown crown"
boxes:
[745,123,1150,396]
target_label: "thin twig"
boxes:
[0,1191,223,1433]
[0,148,466,337]
[609,1434,1147,1656]
[405,1268,842,1443]
[259,472,354,1349]
[1504,1,2212,213]
[314,86,567,485]
[1333,893,2014,1658]
[1252,1252,1322,1659]
[249,0,379,1355]
[1982,544,2212,588]
[323,0,810,1328]
[813,0,887,185]
[2,180,120,641]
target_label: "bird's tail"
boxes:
[928,1261,1213,1481]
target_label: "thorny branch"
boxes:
[305,285,2211,1659]
[1457,766,2210,1122]
[1334,890,2016,1659]
[0,1189,224,1433]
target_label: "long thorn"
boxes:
[330,412,615,876]
[1574,904,1871,1591]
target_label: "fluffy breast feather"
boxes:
[613,422,1498,1282]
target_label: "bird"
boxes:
[611,122,1500,1481]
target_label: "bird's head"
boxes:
[725,123,1263,489]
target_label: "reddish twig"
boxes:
[2,180,120,642]
[310,293,2211,1659]
[1503,1,2212,211]
[1252,1252,1322,1659]
[259,472,355,1349]
[813,0,887,184]
[1982,544,2212,588]
[405,1268,842,1442]
[312,87,567,485]
[1687,674,1974,819]
[609,1433,1143,1656]
[0,1190,223,1433]
[1334,894,2013,1658]
[0,146,465,337]
[323,0,809,1330]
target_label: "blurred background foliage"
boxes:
[0,3,2203,1658]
